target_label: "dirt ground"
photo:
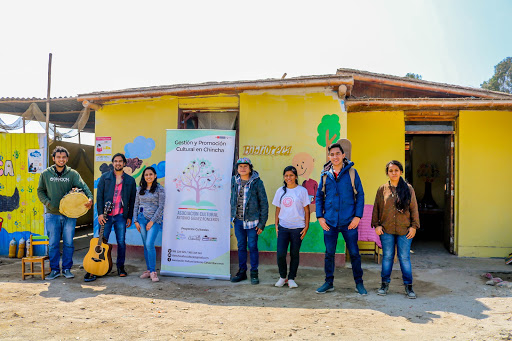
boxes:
[1,241,511,341]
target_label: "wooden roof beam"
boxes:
[346,99,512,112]
[82,100,102,111]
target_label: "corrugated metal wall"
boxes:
[0,133,46,255]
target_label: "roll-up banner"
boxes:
[161,129,235,280]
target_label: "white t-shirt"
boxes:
[272,185,310,229]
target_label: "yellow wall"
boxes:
[95,96,179,185]
[457,110,512,257]
[348,111,405,253]
[348,111,405,203]
[240,91,346,208]
[239,91,347,252]
[94,96,179,245]
[94,94,242,187]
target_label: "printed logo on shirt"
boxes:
[282,196,294,208]
[49,177,70,182]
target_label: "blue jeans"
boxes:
[380,232,413,285]
[324,224,363,284]
[45,213,77,271]
[233,219,259,272]
[137,214,161,272]
[102,214,127,268]
[277,225,303,280]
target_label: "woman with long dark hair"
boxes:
[133,167,166,282]
[272,166,310,288]
[371,160,420,298]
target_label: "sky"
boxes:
[1,0,511,143]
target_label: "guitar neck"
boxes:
[97,221,106,246]
[98,202,113,245]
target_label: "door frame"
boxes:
[405,110,457,254]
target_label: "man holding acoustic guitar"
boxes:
[84,153,136,282]
[37,146,93,280]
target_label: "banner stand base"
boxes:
[160,271,230,281]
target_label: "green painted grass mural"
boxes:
[257,221,346,253]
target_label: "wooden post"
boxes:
[82,100,102,111]
[338,84,347,98]
[45,53,52,149]
[22,118,26,133]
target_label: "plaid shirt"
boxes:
[111,181,124,216]
[235,176,259,229]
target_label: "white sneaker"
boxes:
[275,278,287,287]
[288,279,298,288]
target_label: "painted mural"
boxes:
[95,92,349,255]
[254,111,346,253]
[93,135,166,246]
[0,133,46,255]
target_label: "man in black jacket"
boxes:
[85,153,136,282]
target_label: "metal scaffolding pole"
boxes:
[45,53,52,152]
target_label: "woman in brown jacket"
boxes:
[372,160,420,299]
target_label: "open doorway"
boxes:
[405,121,455,254]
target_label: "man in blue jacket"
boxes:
[315,143,367,295]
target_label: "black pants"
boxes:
[277,225,304,280]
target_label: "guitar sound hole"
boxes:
[94,245,103,254]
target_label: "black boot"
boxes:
[405,284,416,299]
[250,270,259,285]
[84,272,97,282]
[231,270,247,283]
[118,266,128,277]
[377,282,389,296]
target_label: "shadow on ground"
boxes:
[3,248,511,325]
[2,228,511,325]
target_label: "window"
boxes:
[178,108,240,171]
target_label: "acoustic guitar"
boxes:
[83,201,114,276]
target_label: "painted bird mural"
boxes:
[0,187,20,212]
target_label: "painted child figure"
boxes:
[230,158,269,284]
[292,152,318,213]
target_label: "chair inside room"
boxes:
[355,204,400,264]
[21,235,49,280]
[372,243,398,264]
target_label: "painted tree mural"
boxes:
[173,159,222,203]
[316,114,341,160]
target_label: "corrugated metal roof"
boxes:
[0,97,95,132]
[0,96,84,113]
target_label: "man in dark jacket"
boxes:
[230,158,269,284]
[85,153,136,282]
[37,146,93,280]
[315,143,367,295]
